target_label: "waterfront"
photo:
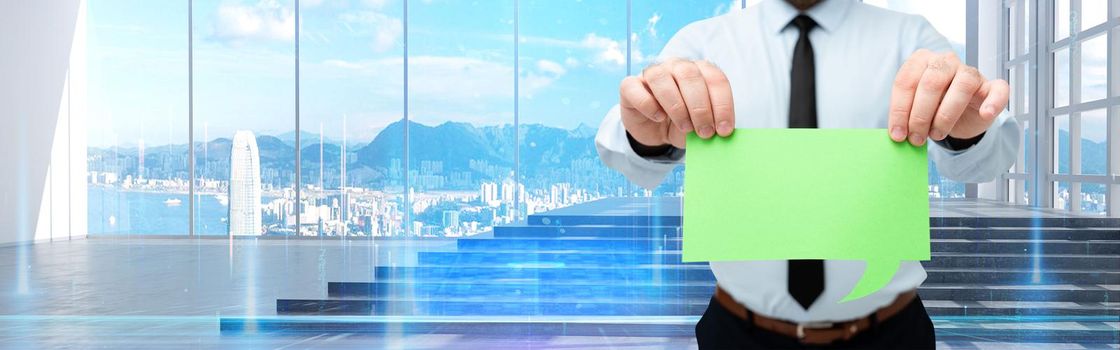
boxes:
[88,187,241,236]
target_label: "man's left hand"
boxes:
[888,49,1010,146]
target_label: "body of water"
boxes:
[88,187,246,235]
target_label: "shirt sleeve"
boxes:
[594,21,706,190]
[907,15,1022,183]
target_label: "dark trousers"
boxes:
[695,295,935,349]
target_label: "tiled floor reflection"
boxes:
[1,198,1117,348]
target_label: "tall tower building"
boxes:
[229,130,262,236]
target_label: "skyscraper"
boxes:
[229,130,262,236]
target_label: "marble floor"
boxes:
[1,238,1115,349]
[1,198,1115,349]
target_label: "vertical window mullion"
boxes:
[1109,0,1120,216]
[1070,0,1083,212]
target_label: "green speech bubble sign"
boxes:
[682,129,930,303]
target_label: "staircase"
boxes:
[222,197,1119,345]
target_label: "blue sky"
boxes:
[87,0,1040,149]
[87,0,740,148]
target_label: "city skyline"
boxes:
[228,130,263,236]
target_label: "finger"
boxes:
[672,61,716,138]
[667,124,687,149]
[978,79,1009,120]
[643,63,692,133]
[697,61,735,137]
[908,52,960,146]
[888,49,935,142]
[930,66,982,141]
[619,76,666,122]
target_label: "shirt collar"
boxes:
[760,0,854,34]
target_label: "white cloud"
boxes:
[314,54,566,119]
[362,0,390,9]
[581,33,626,67]
[212,0,295,43]
[316,55,514,99]
[520,59,567,98]
[536,59,566,76]
[519,32,638,70]
[339,11,403,53]
[714,0,747,16]
[630,32,645,65]
[646,12,662,38]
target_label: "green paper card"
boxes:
[683,129,930,302]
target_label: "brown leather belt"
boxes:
[714,286,917,345]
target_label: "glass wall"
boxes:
[85,0,1119,237]
[406,0,515,237]
[517,0,631,216]
[192,0,297,235]
[628,1,743,197]
[865,0,970,198]
[299,0,405,237]
[86,1,189,235]
[1043,0,1118,215]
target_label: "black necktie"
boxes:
[787,14,825,310]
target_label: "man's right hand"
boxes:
[620,59,735,149]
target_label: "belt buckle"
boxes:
[795,321,834,339]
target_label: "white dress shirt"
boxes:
[595,0,1020,323]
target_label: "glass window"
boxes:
[192,0,296,236]
[407,0,515,237]
[1008,0,1031,57]
[1054,47,1070,107]
[87,1,189,235]
[1055,181,1071,210]
[299,0,405,237]
[1081,110,1108,214]
[1009,64,1020,114]
[1081,33,1108,102]
[866,0,967,198]
[518,0,630,216]
[1081,109,1107,175]
[866,0,966,58]
[1055,114,1070,174]
[629,1,734,197]
[1080,0,1109,30]
[1055,0,1070,41]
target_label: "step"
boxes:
[328,280,717,299]
[492,225,1119,240]
[525,213,1120,228]
[923,299,1120,316]
[276,293,1117,317]
[493,225,681,239]
[928,216,1120,228]
[921,253,1120,270]
[923,268,1120,285]
[931,227,1119,240]
[418,251,695,266]
[329,280,1119,303]
[370,265,1115,285]
[276,296,711,316]
[457,237,682,252]
[221,315,703,336]
[930,239,1119,255]
[420,251,1117,271]
[372,265,716,282]
[458,238,1119,255]
[220,315,1120,345]
[919,284,1120,303]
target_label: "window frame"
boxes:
[998,0,1120,216]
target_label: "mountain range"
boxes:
[89,119,605,190]
[89,120,1109,194]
